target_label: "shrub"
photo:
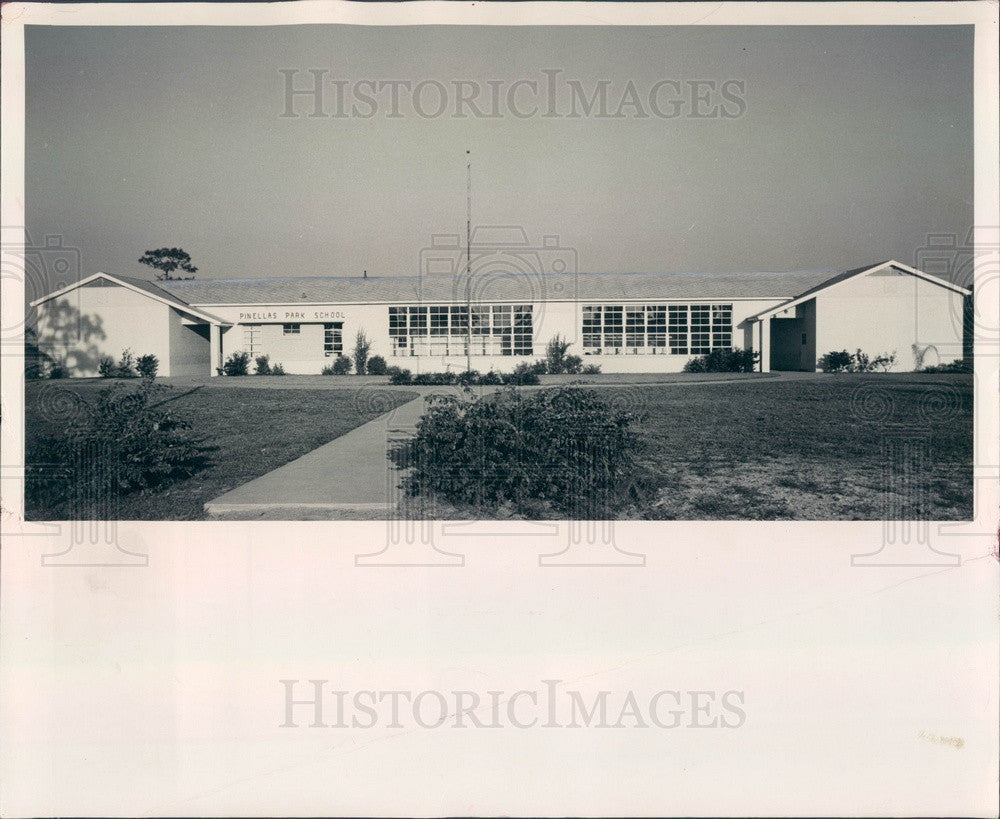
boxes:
[366,355,388,375]
[392,386,641,517]
[136,354,158,380]
[683,348,758,373]
[223,351,251,376]
[413,371,457,385]
[48,361,68,379]
[456,369,481,386]
[818,350,852,373]
[353,330,371,376]
[388,367,413,385]
[544,336,584,375]
[504,362,541,386]
[581,364,602,375]
[545,335,571,374]
[116,348,137,378]
[478,370,503,385]
[98,356,116,378]
[271,363,286,375]
[869,351,897,373]
[332,355,353,375]
[924,358,972,374]
[819,349,897,373]
[37,379,206,513]
[254,355,271,375]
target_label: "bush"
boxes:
[545,335,571,373]
[413,371,457,385]
[388,367,413,385]
[869,351,897,373]
[254,355,271,375]
[366,355,388,375]
[544,336,584,375]
[34,379,206,514]
[98,356,116,378]
[478,370,503,385]
[136,354,158,380]
[581,364,602,375]
[223,351,251,376]
[818,350,852,373]
[332,355,353,375]
[504,362,541,385]
[48,362,68,379]
[456,369,481,386]
[271,363,286,375]
[353,330,371,376]
[923,358,972,374]
[819,349,897,373]
[115,348,137,378]
[683,348,758,373]
[392,386,641,517]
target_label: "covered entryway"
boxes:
[768,299,816,371]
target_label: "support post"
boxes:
[758,319,771,373]
[210,324,221,376]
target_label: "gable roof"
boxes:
[748,260,971,321]
[157,269,845,306]
[29,272,231,325]
[31,261,971,315]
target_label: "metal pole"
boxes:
[466,150,472,374]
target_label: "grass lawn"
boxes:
[24,381,417,520]
[390,373,973,521]
[622,373,973,520]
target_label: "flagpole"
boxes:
[466,150,472,374]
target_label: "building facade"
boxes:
[30,261,970,377]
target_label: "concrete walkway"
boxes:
[203,394,427,516]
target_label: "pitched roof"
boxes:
[749,260,971,320]
[157,269,845,306]
[114,275,205,312]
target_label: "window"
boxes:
[324,323,343,357]
[387,304,533,356]
[243,324,261,355]
[283,323,300,335]
[582,304,733,355]
[668,305,688,354]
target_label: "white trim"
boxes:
[748,260,971,321]
[30,271,232,325]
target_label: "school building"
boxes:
[29,260,970,377]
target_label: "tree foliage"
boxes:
[138,247,198,280]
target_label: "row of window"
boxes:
[241,304,734,358]
[582,304,732,354]
[388,305,533,356]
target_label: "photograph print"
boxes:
[22,23,976,522]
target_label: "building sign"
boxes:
[238,309,347,321]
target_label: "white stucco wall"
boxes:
[812,270,965,370]
[35,283,172,376]
[206,298,783,374]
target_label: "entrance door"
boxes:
[770,317,806,371]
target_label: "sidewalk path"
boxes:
[203,394,427,516]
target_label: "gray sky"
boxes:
[25,24,972,286]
